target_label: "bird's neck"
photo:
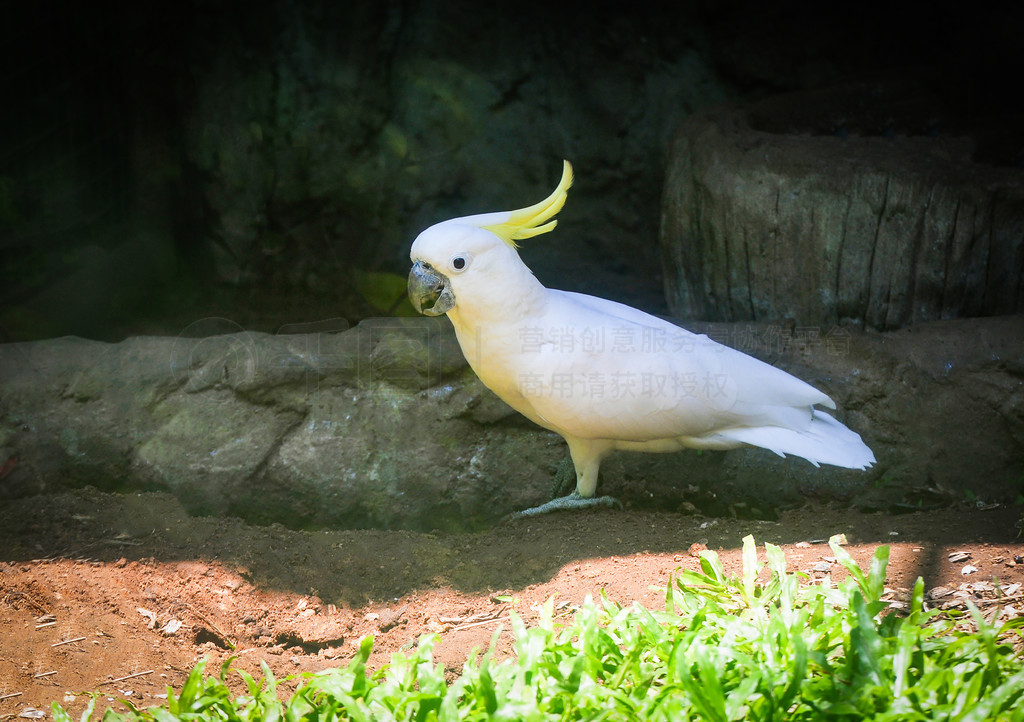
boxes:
[451,265,546,326]
[446,270,547,367]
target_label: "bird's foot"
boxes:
[508,491,622,520]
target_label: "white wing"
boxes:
[494,289,873,469]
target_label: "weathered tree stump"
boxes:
[661,79,1024,330]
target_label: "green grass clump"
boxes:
[55,535,1024,721]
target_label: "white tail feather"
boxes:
[719,411,875,470]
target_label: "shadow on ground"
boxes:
[2,486,1020,605]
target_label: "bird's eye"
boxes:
[449,253,472,273]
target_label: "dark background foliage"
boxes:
[1,1,1020,341]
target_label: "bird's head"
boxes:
[408,161,573,318]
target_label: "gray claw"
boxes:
[508,492,622,520]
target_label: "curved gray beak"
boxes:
[408,260,456,316]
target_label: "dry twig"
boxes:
[51,636,87,647]
[453,615,511,632]
[99,670,154,686]
[168,600,235,648]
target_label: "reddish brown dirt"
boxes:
[2,487,1023,720]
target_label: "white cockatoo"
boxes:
[408,161,875,515]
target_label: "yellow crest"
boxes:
[482,160,573,248]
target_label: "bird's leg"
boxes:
[509,442,620,519]
[550,456,577,498]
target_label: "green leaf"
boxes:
[50,702,75,722]
[959,667,1024,722]
[169,657,208,713]
[829,536,867,593]
[698,549,727,583]
[740,534,759,606]
[848,592,886,687]
[866,545,890,602]
[349,635,374,697]
[892,617,919,697]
